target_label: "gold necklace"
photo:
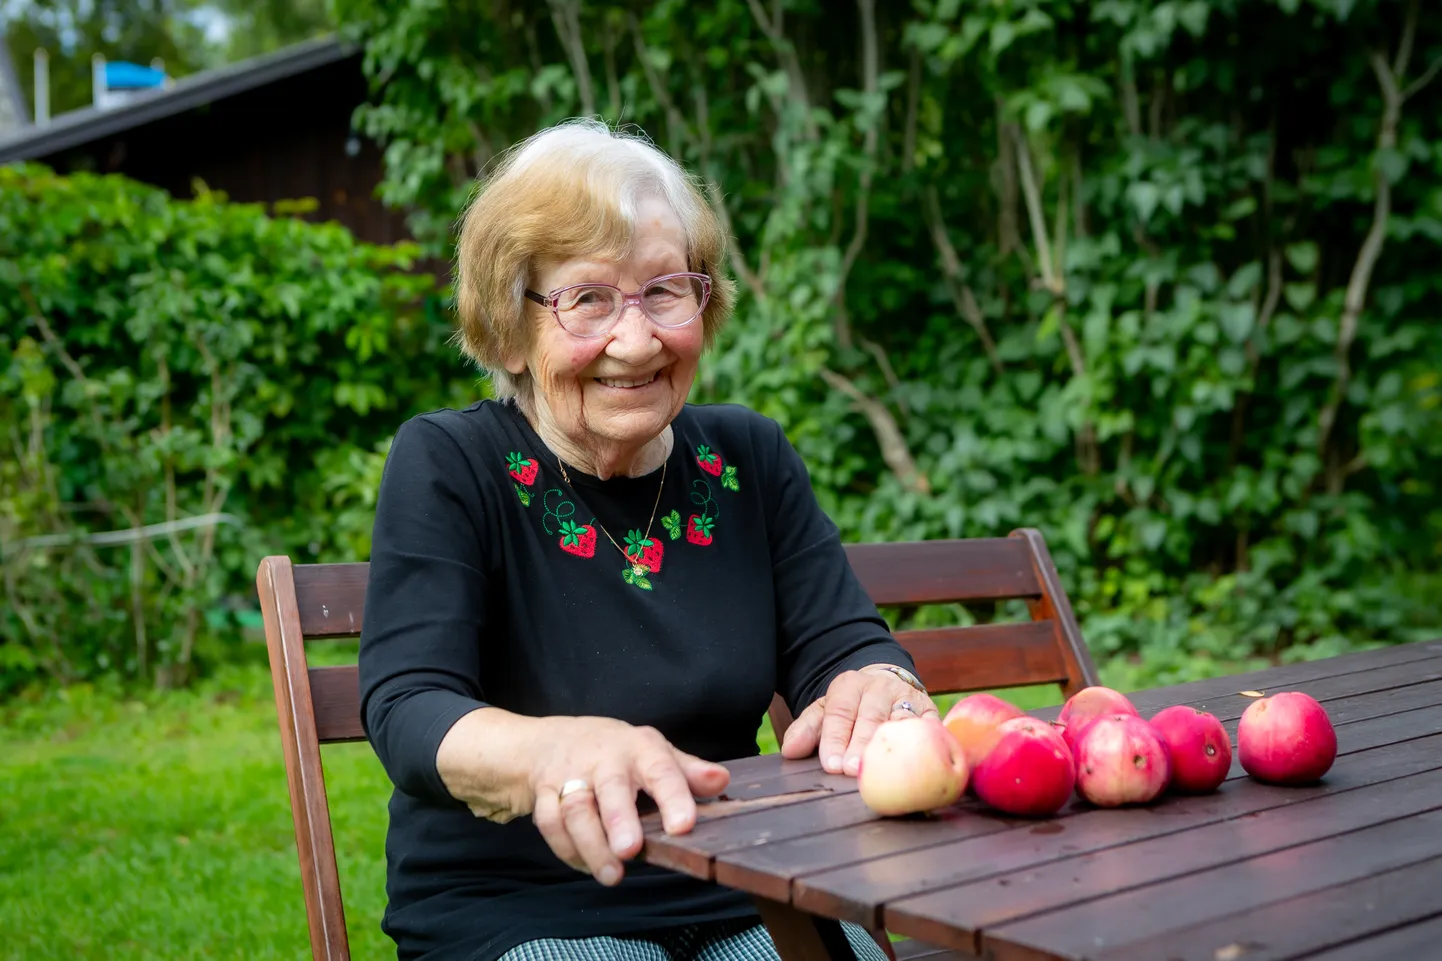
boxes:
[556,454,668,589]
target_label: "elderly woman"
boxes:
[358,119,938,961]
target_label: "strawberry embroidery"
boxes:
[507,452,538,485]
[687,480,720,547]
[686,513,715,545]
[660,510,683,540]
[624,529,664,573]
[621,564,654,591]
[558,519,596,558]
[695,445,723,477]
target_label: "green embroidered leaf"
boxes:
[661,510,682,539]
[559,520,586,546]
[721,465,739,491]
[695,444,718,465]
[635,576,653,591]
[514,484,531,506]
[624,529,654,553]
[622,567,637,585]
[694,514,715,536]
[506,452,530,471]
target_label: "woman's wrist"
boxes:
[858,662,927,694]
[435,706,542,822]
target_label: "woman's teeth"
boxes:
[596,371,661,389]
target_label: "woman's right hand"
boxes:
[526,716,730,886]
[435,708,730,888]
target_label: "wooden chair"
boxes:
[256,527,1098,961]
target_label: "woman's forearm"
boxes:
[435,706,543,822]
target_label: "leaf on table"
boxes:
[1238,690,1266,697]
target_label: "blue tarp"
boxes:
[104,62,167,90]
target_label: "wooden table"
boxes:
[639,640,1442,961]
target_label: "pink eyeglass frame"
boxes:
[524,271,713,338]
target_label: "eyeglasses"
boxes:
[524,272,712,339]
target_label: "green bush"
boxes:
[0,165,472,694]
[333,0,1442,681]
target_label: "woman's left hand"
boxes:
[778,666,940,776]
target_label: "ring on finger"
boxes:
[893,700,918,716]
[559,778,591,800]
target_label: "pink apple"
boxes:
[1057,686,1140,755]
[1075,714,1171,807]
[971,716,1075,817]
[1150,705,1232,794]
[857,717,968,816]
[1237,691,1337,785]
[943,693,1025,773]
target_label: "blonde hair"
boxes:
[453,119,736,400]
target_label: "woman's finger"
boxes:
[591,766,643,860]
[840,680,904,775]
[631,730,701,836]
[559,780,623,885]
[778,696,826,759]
[817,676,865,774]
[532,780,584,872]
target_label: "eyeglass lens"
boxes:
[553,275,708,336]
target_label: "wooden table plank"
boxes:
[881,765,1442,953]
[976,809,1442,961]
[1294,912,1442,961]
[1099,856,1442,961]
[740,712,1442,926]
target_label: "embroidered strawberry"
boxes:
[686,513,715,546]
[558,520,595,558]
[624,529,664,573]
[695,445,723,477]
[660,510,683,541]
[506,452,538,485]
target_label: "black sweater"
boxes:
[357,398,915,961]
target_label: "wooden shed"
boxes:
[0,36,411,246]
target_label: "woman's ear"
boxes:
[503,350,527,376]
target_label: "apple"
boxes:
[1075,714,1171,807]
[971,716,1075,817]
[857,717,968,816]
[1056,686,1140,755]
[942,693,1025,773]
[1150,705,1232,794]
[1237,691,1337,785]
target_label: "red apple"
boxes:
[857,717,968,816]
[1149,705,1232,794]
[943,693,1025,773]
[1056,686,1140,755]
[971,716,1075,817]
[1237,691,1337,785]
[1075,714,1171,807]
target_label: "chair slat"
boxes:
[294,563,369,637]
[310,665,365,743]
[895,620,1070,694]
[843,538,1039,606]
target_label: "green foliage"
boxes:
[333,0,1442,681]
[0,165,471,693]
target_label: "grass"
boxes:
[0,645,1065,961]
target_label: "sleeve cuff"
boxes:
[412,689,492,804]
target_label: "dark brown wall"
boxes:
[33,54,412,247]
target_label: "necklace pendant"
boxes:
[631,562,649,577]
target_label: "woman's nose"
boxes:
[604,300,660,361]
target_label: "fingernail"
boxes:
[600,864,621,886]
[611,832,634,853]
[826,754,844,772]
[843,756,860,776]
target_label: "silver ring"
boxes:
[894,700,917,716]
[558,778,591,800]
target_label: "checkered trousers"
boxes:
[496,917,891,961]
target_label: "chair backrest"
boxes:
[256,526,1098,961]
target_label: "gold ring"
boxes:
[558,778,591,800]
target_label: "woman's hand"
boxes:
[778,666,940,776]
[437,709,729,888]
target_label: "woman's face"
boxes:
[509,196,704,460]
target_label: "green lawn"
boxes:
[0,649,1063,960]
